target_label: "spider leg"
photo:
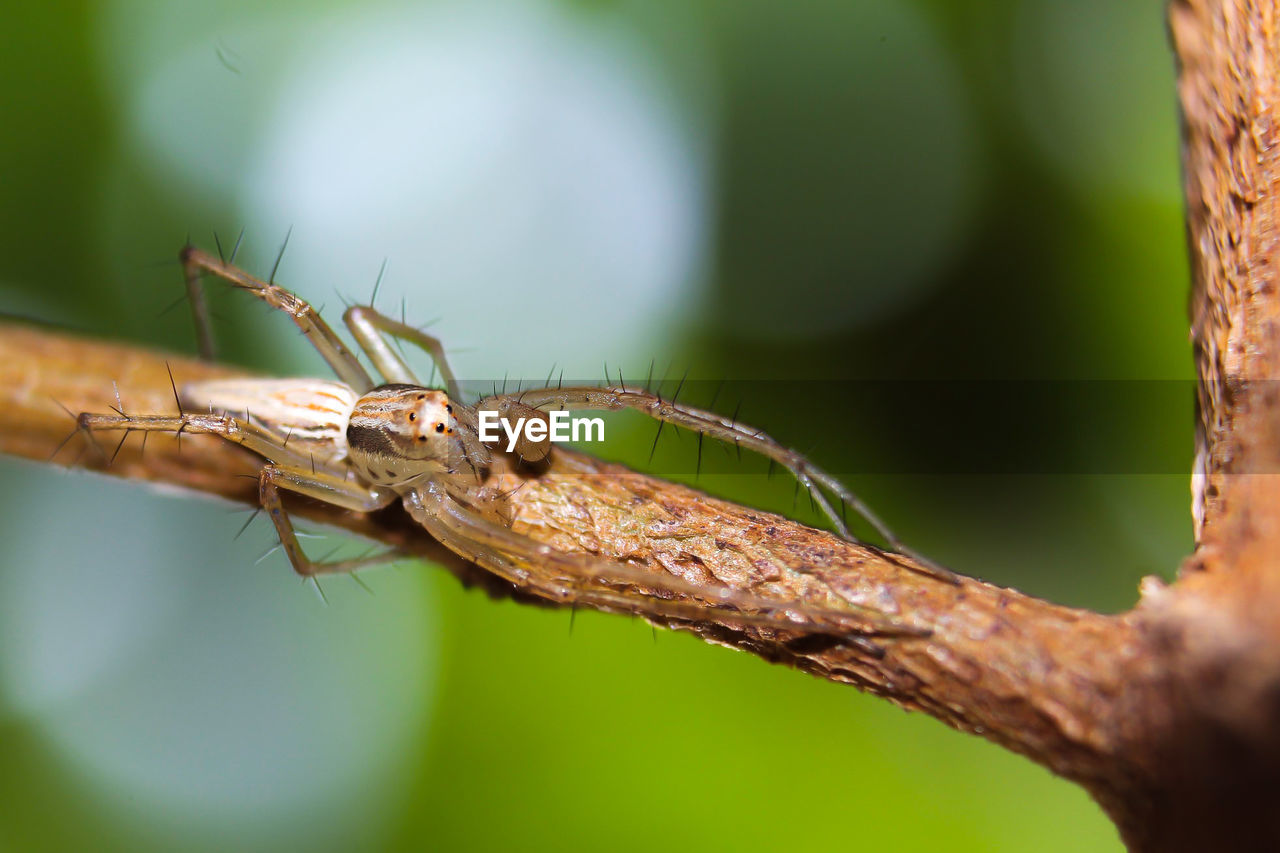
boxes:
[437,539,885,657]
[477,385,960,585]
[180,246,375,392]
[403,482,925,641]
[342,306,462,399]
[257,464,401,576]
[79,410,347,472]
[79,409,401,576]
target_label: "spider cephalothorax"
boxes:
[347,384,458,484]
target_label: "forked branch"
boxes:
[7,2,1280,848]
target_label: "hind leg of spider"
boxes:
[416,515,886,656]
[180,246,375,392]
[341,306,462,399]
[478,385,960,585]
[79,410,349,473]
[78,409,402,575]
[403,483,925,641]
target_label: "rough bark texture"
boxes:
[1,2,1278,848]
[1120,0,1280,848]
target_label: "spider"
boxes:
[77,246,955,643]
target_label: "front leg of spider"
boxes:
[477,385,961,584]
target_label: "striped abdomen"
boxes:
[180,378,358,465]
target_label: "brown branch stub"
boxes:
[1168,0,1280,724]
[0,319,1139,802]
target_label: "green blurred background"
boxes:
[0,0,1191,850]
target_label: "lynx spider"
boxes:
[78,246,956,643]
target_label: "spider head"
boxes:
[347,384,459,484]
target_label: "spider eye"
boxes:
[408,412,416,422]
[445,404,453,414]
[435,423,445,433]
[417,435,425,442]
